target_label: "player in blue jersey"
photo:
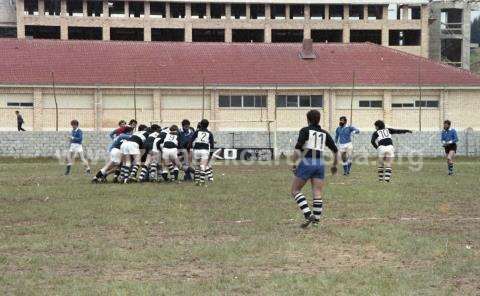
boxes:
[335,116,359,175]
[65,120,91,175]
[441,120,458,175]
[291,110,339,228]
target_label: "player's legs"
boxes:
[447,150,455,175]
[120,154,131,182]
[310,178,325,221]
[170,153,182,181]
[128,154,141,181]
[78,150,91,174]
[148,152,160,182]
[383,156,393,182]
[341,151,348,175]
[377,155,385,182]
[291,176,312,223]
[139,153,153,182]
[346,144,354,174]
[65,150,74,175]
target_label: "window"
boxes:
[219,95,266,108]
[7,102,34,107]
[415,100,439,108]
[392,103,414,108]
[359,100,382,108]
[275,95,323,108]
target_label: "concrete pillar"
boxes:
[94,89,103,131]
[246,4,251,19]
[16,0,25,38]
[343,4,349,19]
[185,23,192,42]
[124,1,129,17]
[439,89,446,126]
[285,4,290,19]
[462,5,471,69]
[267,89,276,126]
[363,5,368,20]
[324,4,329,20]
[60,0,66,16]
[323,89,331,130]
[83,0,87,17]
[165,2,170,18]
[185,3,191,19]
[225,27,232,42]
[60,22,68,40]
[153,89,161,123]
[265,4,271,20]
[381,26,389,47]
[304,4,310,20]
[265,25,271,43]
[304,26,311,39]
[144,1,150,18]
[38,0,45,15]
[342,25,350,43]
[383,90,392,125]
[103,0,108,18]
[226,3,231,19]
[103,26,110,40]
[206,3,211,19]
[328,90,336,132]
[421,4,430,58]
[144,26,151,41]
[33,88,43,131]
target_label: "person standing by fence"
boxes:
[15,110,25,131]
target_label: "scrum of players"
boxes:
[91,118,215,186]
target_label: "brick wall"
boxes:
[0,130,479,159]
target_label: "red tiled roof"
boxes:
[0,38,479,87]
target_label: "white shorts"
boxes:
[69,143,84,153]
[193,149,210,161]
[120,141,140,155]
[338,142,353,153]
[162,148,178,161]
[110,148,122,164]
[378,145,395,158]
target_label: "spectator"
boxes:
[15,110,25,131]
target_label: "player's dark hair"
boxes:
[170,125,179,132]
[123,126,133,133]
[306,110,321,125]
[71,119,79,126]
[444,120,451,126]
[118,120,126,126]
[181,119,190,127]
[15,110,19,114]
[200,119,209,129]
[137,124,147,131]
[150,124,160,132]
[129,119,137,125]
[340,116,347,121]
[374,120,385,130]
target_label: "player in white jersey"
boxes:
[370,120,412,182]
[189,119,214,186]
[160,125,183,181]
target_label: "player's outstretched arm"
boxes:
[389,128,412,134]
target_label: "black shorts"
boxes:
[444,143,457,154]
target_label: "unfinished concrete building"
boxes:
[429,0,473,69]
[13,0,430,57]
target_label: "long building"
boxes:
[12,0,430,58]
[0,38,479,132]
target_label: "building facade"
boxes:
[13,0,430,58]
[0,38,479,133]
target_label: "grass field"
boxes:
[0,158,479,295]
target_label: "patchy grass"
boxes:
[0,158,479,295]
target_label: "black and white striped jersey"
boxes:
[370,128,411,149]
[191,129,214,150]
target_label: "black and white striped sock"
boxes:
[162,170,169,181]
[130,164,140,179]
[384,167,392,182]
[200,169,206,184]
[172,167,179,180]
[194,169,200,183]
[149,163,157,180]
[120,165,130,181]
[312,199,323,220]
[294,192,311,219]
[138,165,148,181]
[378,166,384,181]
[205,167,213,181]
